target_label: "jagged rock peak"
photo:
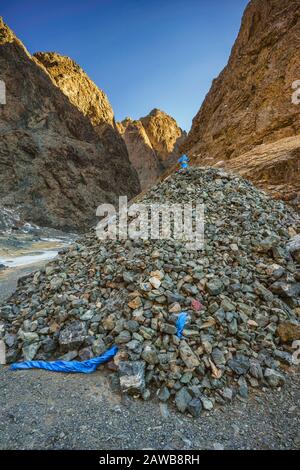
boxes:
[117,118,161,191]
[118,109,186,190]
[0,16,31,58]
[0,16,16,44]
[2,167,300,415]
[34,51,115,132]
[140,108,186,162]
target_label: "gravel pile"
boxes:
[1,168,300,416]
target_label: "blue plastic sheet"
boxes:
[178,155,189,169]
[176,312,187,339]
[10,345,118,374]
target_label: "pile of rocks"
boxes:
[1,168,300,416]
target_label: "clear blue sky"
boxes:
[1,0,249,130]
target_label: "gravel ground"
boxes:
[0,365,299,450]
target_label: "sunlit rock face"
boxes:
[118,109,186,190]
[181,0,300,207]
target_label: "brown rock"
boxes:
[140,109,186,168]
[0,19,140,231]
[34,51,132,166]
[49,322,60,334]
[221,136,300,209]
[277,322,300,343]
[118,109,186,190]
[179,340,200,369]
[128,296,142,310]
[117,118,161,190]
[34,52,115,134]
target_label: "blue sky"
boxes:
[1,0,249,130]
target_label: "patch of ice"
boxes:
[0,250,59,268]
[40,237,71,243]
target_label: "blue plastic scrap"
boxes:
[176,312,187,339]
[10,345,118,374]
[178,154,189,169]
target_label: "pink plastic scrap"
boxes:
[191,299,203,312]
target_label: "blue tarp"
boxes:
[176,312,187,339]
[178,155,189,169]
[178,155,189,163]
[10,345,118,374]
[10,313,187,374]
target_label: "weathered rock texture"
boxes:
[218,135,300,206]
[140,109,187,167]
[34,52,115,137]
[182,0,300,206]
[118,109,186,190]
[0,19,140,231]
[34,55,186,192]
[117,118,161,190]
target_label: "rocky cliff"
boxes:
[182,0,300,206]
[0,19,140,231]
[2,168,300,416]
[34,51,134,193]
[34,55,186,192]
[117,118,161,190]
[34,52,116,136]
[218,135,300,206]
[118,109,186,190]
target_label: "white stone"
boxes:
[0,340,6,365]
[149,276,161,289]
